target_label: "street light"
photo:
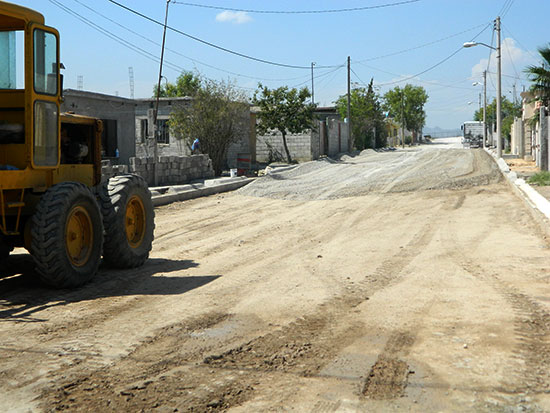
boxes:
[463,16,501,158]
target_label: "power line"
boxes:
[357,61,475,90]
[350,68,370,89]
[356,22,491,63]
[291,63,346,89]
[501,29,520,81]
[376,22,493,87]
[48,0,256,92]
[501,22,540,62]
[106,0,338,70]
[171,0,421,14]
[499,0,515,18]
[68,0,312,83]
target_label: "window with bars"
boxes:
[139,118,148,143]
[156,119,169,144]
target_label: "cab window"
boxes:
[33,29,57,95]
[0,30,24,89]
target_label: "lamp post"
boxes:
[463,16,501,158]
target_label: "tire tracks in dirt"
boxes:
[440,199,550,410]
[39,201,441,412]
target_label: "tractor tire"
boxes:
[31,182,104,288]
[99,174,154,269]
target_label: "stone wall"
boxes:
[101,154,215,187]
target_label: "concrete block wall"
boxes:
[135,138,190,158]
[256,132,313,163]
[327,119,349,156]
[101,154,215,186]
[101,160,128,182]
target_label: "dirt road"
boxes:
[2,141,550,412]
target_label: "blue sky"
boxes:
[13,0,550,129]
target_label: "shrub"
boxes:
[527,171,550,186]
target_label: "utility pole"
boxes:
[483,70,487,149]
[496,16,502,158]
[401,88,405,149]
[311,62,315,104]
[347,56,351,151]
[152,0,171,186]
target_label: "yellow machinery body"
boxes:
[0,1,102,247]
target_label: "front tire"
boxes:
[99,174,154,269]
[31,182,104,288]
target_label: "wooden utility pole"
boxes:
[347,56,351,151]
[401,89,405,149]
[152,0,171,186]
[496,16,502,158]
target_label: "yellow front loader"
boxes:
[0,1,154,287]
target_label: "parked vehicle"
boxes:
[0,1,155,287]
[461,121,484,149]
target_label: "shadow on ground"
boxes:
[0,252,217,323]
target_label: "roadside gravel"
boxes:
[239,148,501,200]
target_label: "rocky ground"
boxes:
[1,139,550,412]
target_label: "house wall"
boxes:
[61,89,136,165]
[135,98,252,170]
[134,98,192,158]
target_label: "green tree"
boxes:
[253,84,316,163]
[525,44,550,105]
[153,71,201,98]
[335,78,387,149]
[473,96,520,143]
[168,78,249,175]
[383,84,428,143]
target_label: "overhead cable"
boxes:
[48,0,256,91]
[357,22,491,63]
[171,0,421,14]
[375,21,493,87]
[106,0,337,70]
[68,0,312,83]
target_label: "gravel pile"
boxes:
[239,148,501,201]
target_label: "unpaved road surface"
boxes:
[2,139,550,412]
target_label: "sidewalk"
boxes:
[150,176,254,207]
[486,148,550,230]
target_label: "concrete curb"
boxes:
[485,147,550,238]
[150,177,254,207]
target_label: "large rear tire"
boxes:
[31,182,104,288]
[99,174,154,268]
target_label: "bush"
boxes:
[404,136,412,145]
[527,171,550,186]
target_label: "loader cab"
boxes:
[0,2,60,171]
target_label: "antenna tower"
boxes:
[128,66,135,99]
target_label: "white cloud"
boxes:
[470,37,536,81]
[215,11,252,24]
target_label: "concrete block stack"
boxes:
[101,160,128,182]
[127,154,215,186]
